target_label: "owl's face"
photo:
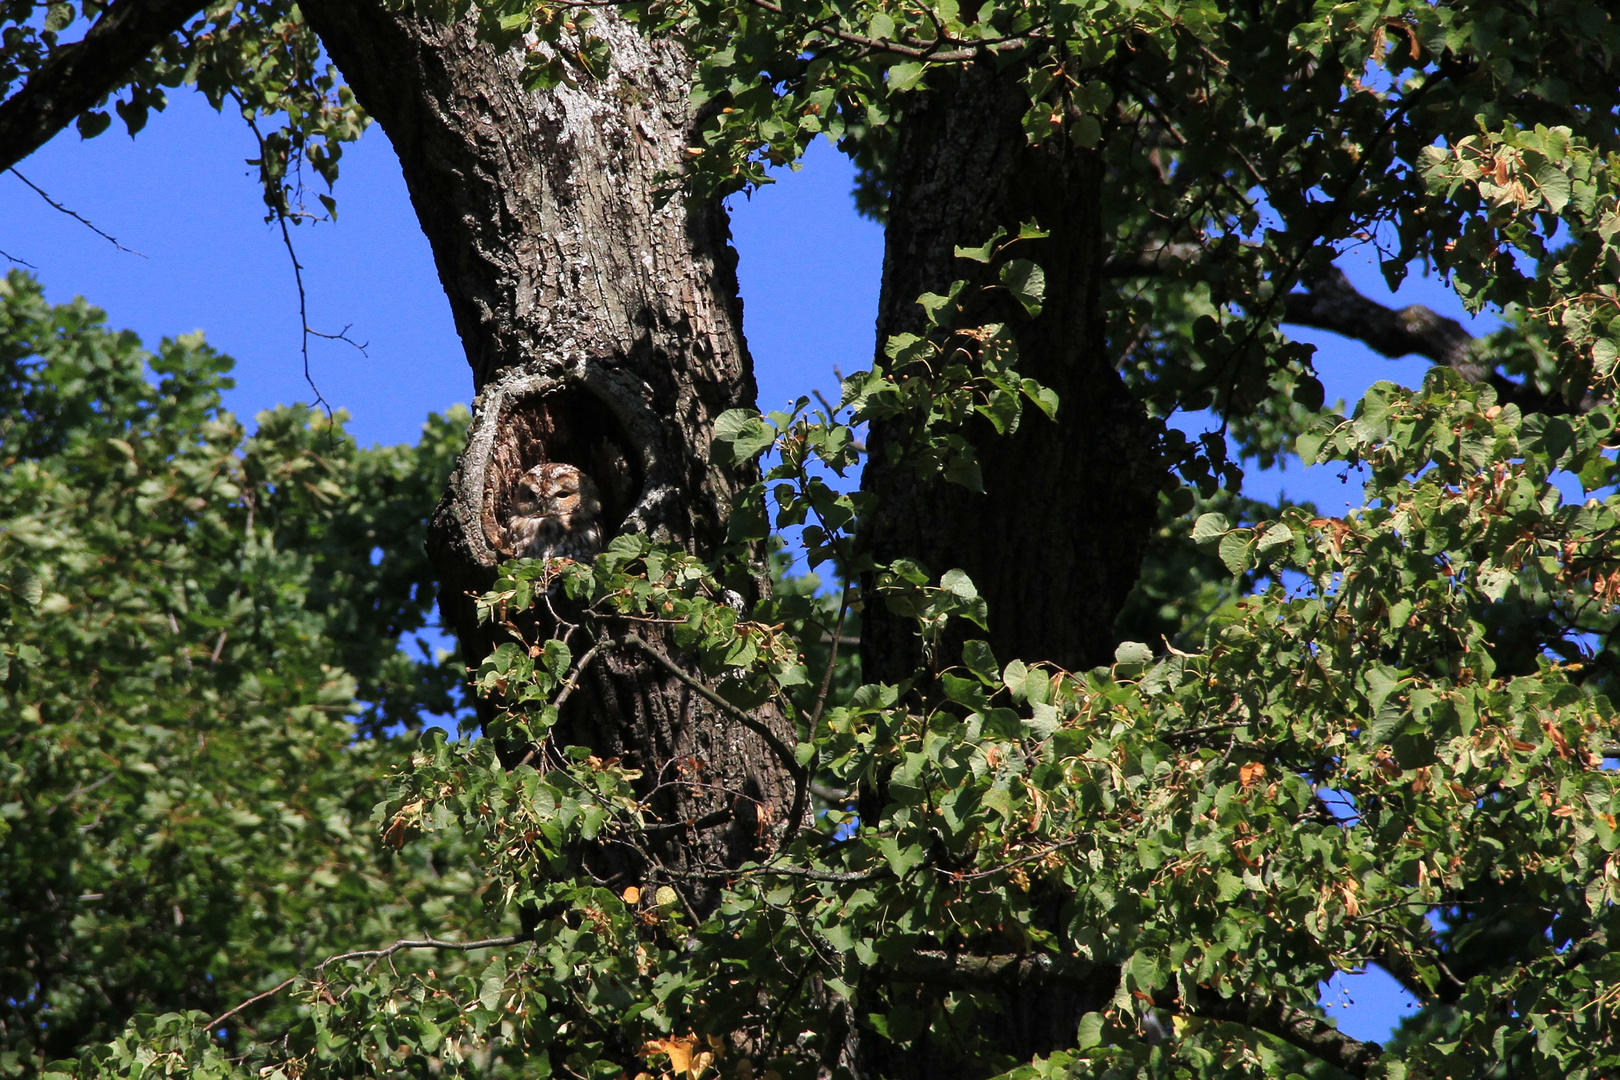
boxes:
[512,462,601,522]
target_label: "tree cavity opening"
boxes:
[483,387,641,551]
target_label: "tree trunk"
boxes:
[854,64,1160,1078]
[303,0,800,899]
[859,63,1160,687]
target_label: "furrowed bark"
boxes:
[855,62,1160,1077]
[303,0,798,896]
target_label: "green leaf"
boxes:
[887,61,926,92]
[712,408,776,463]
[879,835,925,876]
[76,110,112,139]
[1114,640,1154,666]
[917,281,965,327]
[1068,114,1102,148]
[954,228,1007,263]
[962,639,998,684]
[1002,658,1029,699]
[1021,378,1059,419]
[1255,522,1293,554]
[1217,531,1254,574]
[1533,162,1571,213]
[999,259,1045,316]
[940,568,978,599]
[1192,512,1230,543]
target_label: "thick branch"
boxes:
[1108,252,1479,373]
[0,0,204,173]
[1183,992,1384,1078]
[889,950,1099,989]
[888,949,1383,1077]
[1282,268,1580,414]
[1283,267,1477,374]
[1108,249,1578,414]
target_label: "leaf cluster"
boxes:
[182,297,1620,1080]
[0,272,486,1075]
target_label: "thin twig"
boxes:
[316,934,526,974]
[783,582,854,844]
[202,933,527,1032]
[65,772,116,801]
[230,96,369,425]
[0,246,36,267]
[516,640,607,768]
[553,639,604,712]
[10,168,145,256]
[204,977,298,1031]
[808,583,852,733]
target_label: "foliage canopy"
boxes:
[4,0,1620,1077]
[0,272,488,1074]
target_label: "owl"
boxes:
[503,462,604,561]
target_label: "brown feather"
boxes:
[503,462,604,561]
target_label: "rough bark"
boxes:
[859,63,1160,689]
[0,0,205,174]
[855,63,1160,1078]
[303,0,799,895]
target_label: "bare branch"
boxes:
[1283,267,1475,373]
[231,96,366,424]
[315,934,526,972]
[883,949,1385,1077]
[1101,242,1206,277]
[1108,250,1579,414]
[202,934,526,1031]
[0,0,206,174]
[1283,267,1581,414]
[10,168,145,255]
[869,928,1394,1076]
[890,949,1099,988]
[883,944,1386,1076]
[1182,991,1385,1078]
[739,0,1040,62]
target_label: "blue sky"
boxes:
[4,85,1491,1044]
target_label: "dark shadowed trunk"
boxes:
[860,63,1160,687]
[854,64,1160,1079]
[303,0,800,898]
